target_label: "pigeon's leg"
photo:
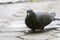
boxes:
[28,29,35,33]
[40,27,44,32]
[31,29,35,32]
[41,28,44,30]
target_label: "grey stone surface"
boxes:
[0,1,60,40]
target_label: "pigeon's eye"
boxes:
[27,11,31,13]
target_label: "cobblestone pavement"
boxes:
[0,1,60,40]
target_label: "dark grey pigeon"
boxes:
[25,9,60,32]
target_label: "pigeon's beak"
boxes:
[27,11,29,13]
[26,11,29,16]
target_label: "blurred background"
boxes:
[0,0,59,2]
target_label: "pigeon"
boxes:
[25,9,60,32]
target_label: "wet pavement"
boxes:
[0,1,60,40]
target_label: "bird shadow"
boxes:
[24,27,60,35]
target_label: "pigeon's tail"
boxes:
[53,18,60,21]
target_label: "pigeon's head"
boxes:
[27,9,33,13]
[26,9,35,17]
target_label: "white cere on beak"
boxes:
[27,13,30,16]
